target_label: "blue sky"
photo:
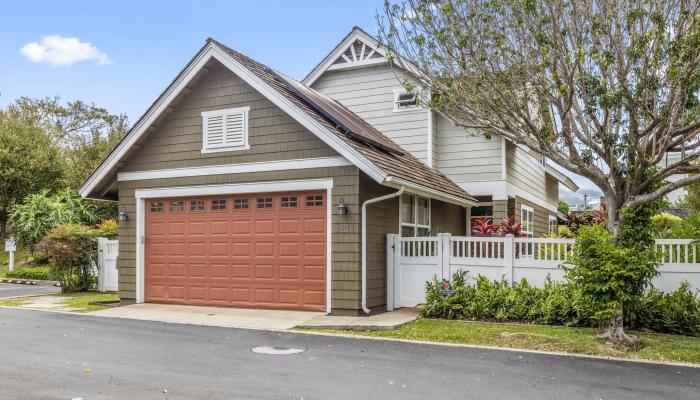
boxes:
[0,0,596,204]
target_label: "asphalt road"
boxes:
[0,308,697,400]
[0,282,59,298]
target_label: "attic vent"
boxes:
[201,107,250,153]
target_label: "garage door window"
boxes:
[150,202,164,213]
[234,198,249,209]
[306,195,323,207]
[170,201,184,213]
[212,199,227,210]
[257,197,273,208]
[281,196,298,208]
[190,200,205,212]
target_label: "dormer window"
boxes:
[393,90,418,112]
[201,106,250,153]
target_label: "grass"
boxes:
[55,291,120,313]
[0,297,29,307]
[303,318,700,365]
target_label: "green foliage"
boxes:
[667,211,700,239]
[566,225,659,325]
[8,190,102,247]
[0,111,63,236]
[35,224,97,292]
[423,270,700,337]
[6,266,52,280]
[558,199,570,215]
[94,219,119,239]
[651,213,684,238]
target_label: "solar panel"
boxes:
[277,74,404,155]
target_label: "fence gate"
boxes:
[97,238,119,292]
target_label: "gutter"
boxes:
[361,186,405,314]
[384,176,479,208]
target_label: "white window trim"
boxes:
[400,194,431,236]
[521,204,535,237]
[201,106,251,153]
[134,178,334,314]
[393,89,419,113]
[548,215,558,234]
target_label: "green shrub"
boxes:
[94,219,118,239]
[8,189,102,247]
[34,224,97,292]
[6,266,52,280]
[651,213,684,239]
[626,282,700,336]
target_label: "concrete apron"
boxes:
[301,308,420,330]
[89,303,324,331]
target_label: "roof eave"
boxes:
[384,176,478,208]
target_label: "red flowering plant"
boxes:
[498,216,528,237]
[471,217,499,236]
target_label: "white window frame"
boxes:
[400,194,431,236]
[201,106,251,153]
[521,204,535,237]
[548,215,558,235]
[393,89,419,113]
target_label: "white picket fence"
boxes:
[386,234,700,310]
[97,238,119,292]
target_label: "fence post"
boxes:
[386,234,398,311]
[440,233,451,280]
[97,237,106,292]
[504,234,514,284]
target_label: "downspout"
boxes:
[361,186,405,314]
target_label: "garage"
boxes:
[144,191,327,311]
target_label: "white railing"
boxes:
[387,234,700,310]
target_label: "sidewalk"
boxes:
[301,307,420,330]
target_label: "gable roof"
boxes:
[79,39,477,207]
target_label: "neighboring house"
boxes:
[303,27,578,237]
[80,38,477,315]
[660,152,688,205]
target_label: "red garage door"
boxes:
[144,191,326,311]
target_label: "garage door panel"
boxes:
[145,190,326,311]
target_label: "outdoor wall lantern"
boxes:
[337,198,348,215]
[117,208,129,222]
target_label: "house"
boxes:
[304,27,578,237]
[80,38,477,315]
[80,28,578,316]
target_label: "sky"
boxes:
[0,0,598,205]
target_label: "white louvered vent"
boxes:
[201,106,250,152]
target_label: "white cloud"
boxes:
[20,35,111,67]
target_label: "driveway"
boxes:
[0,308,697,400]
[0,282,59,298]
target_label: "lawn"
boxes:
[55,291,120,313]
[305,319,700,365]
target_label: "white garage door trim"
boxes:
[134,178,334,313]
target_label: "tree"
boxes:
[379,0,700,343]
[558,199,570,215]
[0,111,62,236]
[7,97,128,189]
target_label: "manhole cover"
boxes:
[251,346,306,355]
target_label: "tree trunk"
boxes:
[597,302,638,347]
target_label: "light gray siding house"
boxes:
[304,27,579,237]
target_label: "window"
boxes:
[393,90,418,112]
[306,195,323,207]
[469,205,493,226]
[548,215,558,235]
[201,106,250,153]
[211,199,227,210]
[257,197,273,209]
[521,205,534,237]
[401,194,430,236]
[170,201,184,213]
[190,200,205,212]
[234,198,249,209]
[281,196,297,208]
[149,202,164,213]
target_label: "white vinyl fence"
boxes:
[386,234,700,310]
[97,238,119,292]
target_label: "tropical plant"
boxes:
[651,213,684,238]
[471,217,499,237]
[558,200,569,215]
[499,216,527,237]
[8,190,101,247]
[34,224,97,292]
[94,219,119,239]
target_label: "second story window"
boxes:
[201,106,250,153]
[393,90,418,112]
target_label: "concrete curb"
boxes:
[292,329,700,369]
[0,278,59,287]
